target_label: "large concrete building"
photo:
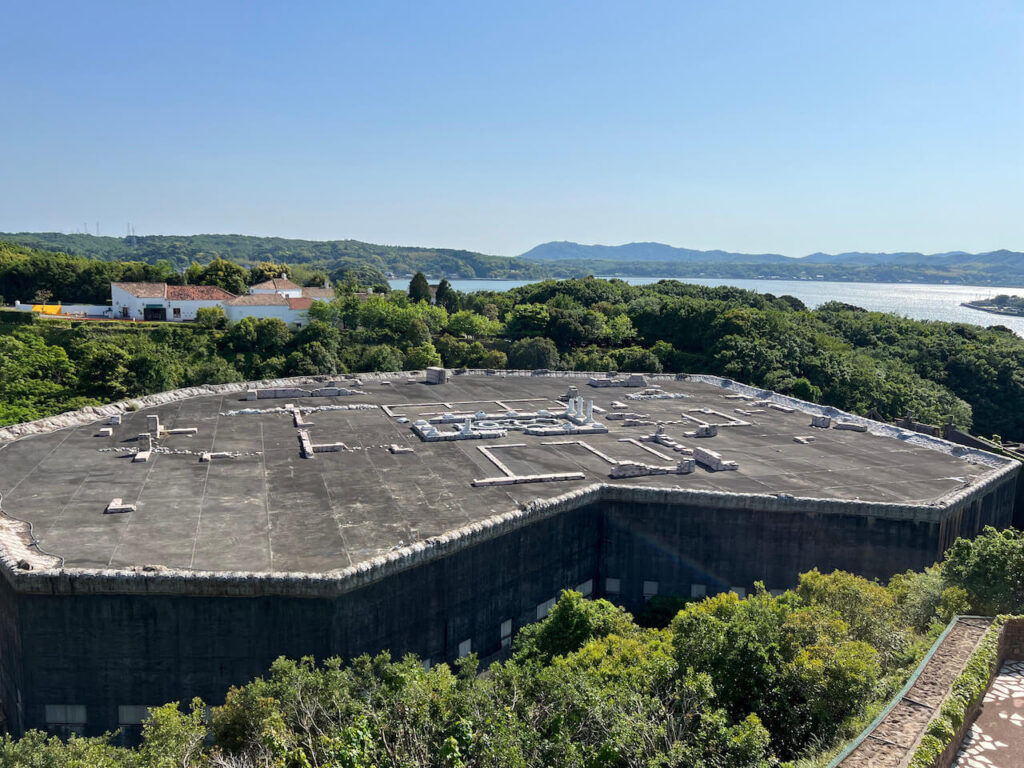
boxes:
[0,370,1016,739]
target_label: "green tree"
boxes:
[943,526,1024,614]
[507,337,559,369]
[434,278,458,313]
[184,258,248,295]
[409,272,431,303]
[514,590,637,664]
[194,306,227,329]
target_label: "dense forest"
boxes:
[6,250,1024,439]
[2,526,1022,767]
[6,232,1024,286]
[0,233,549,283]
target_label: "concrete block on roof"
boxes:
[97,427,113,437]
[104,498,135,514]
[425,367,449,385]
[132,450,151,463]
[810,415,831,428]
[693,446,738,471]
[834,421,867,432]
[109,414,122,425]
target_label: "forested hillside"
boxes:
[8,233,1024,286]
[5,274,1024,441]
[3,526,1022,767]
[0,232,549,281]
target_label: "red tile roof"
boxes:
[251,278,301,291]
[166,285,236,301]
[300,287,335,300]
[227,294,289,306]
[287,297,313,310]
[112,282,167,298]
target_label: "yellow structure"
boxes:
[30,304,63,315]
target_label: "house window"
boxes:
[500,619,513,649]
[172,307,181,318]
[605,578,621,594]
[575,579,593,597]
[536,598,556,619]
[458,638,472,658]
[690,584,707,598]
[116,705,153,745]
[643,581,659,599]
[45,704,86,737]
[730,587,746,598]
[121,307,129,318]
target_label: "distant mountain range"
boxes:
[5,232,1024,288]
[519,241,1024,268]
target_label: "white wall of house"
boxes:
[110,287,226,321]
[110,285,150,319]
[165,299,227,321]
[250,287,303,298]
[223,304,308,326]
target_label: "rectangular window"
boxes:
[643,580,659,599]
[118,705,152,725]
[422,659,432,672]
[45,704,86,737]
[500,619,513,648]
[605,577,621,594]
[536,598,555,619]
[769,589,785,597]
[172,307,181,318]
[690,584,707,598]
[730,586,746,598]
[575,579,593,597]
[458,639,472,658]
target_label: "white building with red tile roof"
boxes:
[111,282,237,322]
[108,273,331,325]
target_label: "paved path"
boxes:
[838,617,992,768]
[954,659,1024,768]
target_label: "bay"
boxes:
[389,277,1024,336]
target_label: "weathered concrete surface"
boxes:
[0,371,1017,737]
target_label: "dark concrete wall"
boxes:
[13,503,601,736]
[0,576,24,735]
[599,481,1013,614]
[2,474,1017,738]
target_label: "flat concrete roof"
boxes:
[0,374,994,573]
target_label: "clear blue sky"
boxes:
[2,1,1022,257]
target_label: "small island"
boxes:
[962,294,1024,317]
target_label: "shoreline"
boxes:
[961,301,1024,318]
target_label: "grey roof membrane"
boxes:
[0,375,991,573]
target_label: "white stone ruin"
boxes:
[639,425,693,454]
[609,457,695,478]
[425,366,449,385]
[588,373,648,388]
[833,421,868,432]
[693,446,739,471]
[133,433,153,462]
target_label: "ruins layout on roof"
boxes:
[0,371,999,574]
